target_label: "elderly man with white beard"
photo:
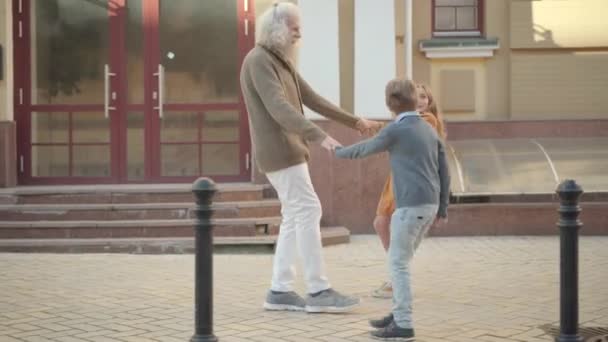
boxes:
[240,1,379,313]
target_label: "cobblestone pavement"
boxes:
[1,236,607,342]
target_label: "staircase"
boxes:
[0,183,350,253]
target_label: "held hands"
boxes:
[321,135,343,152]
[356,118,383,136]
[322,118,382,154]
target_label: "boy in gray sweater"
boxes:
[335,79,450,340]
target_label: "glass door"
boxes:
[147,0,252,182]
[16,0,123,184]
[15,0,253,184]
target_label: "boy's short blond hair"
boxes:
[385,79,418,114]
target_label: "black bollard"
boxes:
[555,180,584,342]
[191,178,218,342]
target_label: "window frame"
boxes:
[432,0,484,38]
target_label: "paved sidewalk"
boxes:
[1,236,607,342]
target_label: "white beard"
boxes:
[287,48,299,67]
[284,41,300,66]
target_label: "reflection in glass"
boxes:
[126,0,145,104]
[449,139,556,193]
[159,110,242,177]
[161,112,199,142]
[435,7,456,31]
[127,113,145,180]
[202,144,240,175]
[32,0,108,104]
[31,112,69,143]
[456,7,477,30]
[160,0,238,103]
[73,146,111,177]
[202,111,239,142]
[72,112,110,143]
[445,144,464,193]
[539,138,608,191]
[446,138,608,194]
[161,145,199,176]
[32,146,69,177]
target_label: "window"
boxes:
[433,0,483,37]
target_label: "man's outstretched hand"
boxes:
[321,136,343,151]
[356,118,383,135]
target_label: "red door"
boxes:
[14,0,254,185]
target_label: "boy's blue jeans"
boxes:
[389,204,438,329]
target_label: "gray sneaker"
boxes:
[263,291,306,311]
[305,288,360,313]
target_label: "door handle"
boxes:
[104,64,116,119]
[153,64,165,119]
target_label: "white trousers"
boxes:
[266,163,331,294]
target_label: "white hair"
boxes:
[256,2,300,52]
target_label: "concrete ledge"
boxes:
[0,227,351,254]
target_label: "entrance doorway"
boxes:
[14,0,254,184]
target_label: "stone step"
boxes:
[0,200,282,221]
[0,195,15,205]
[0,227,350,254]
[0,217,282,239]
[0,183,275,204]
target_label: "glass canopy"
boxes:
[446,138,608,195]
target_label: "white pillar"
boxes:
[405,0,413,79]
[298,0,341,119]
[354,0,396,119]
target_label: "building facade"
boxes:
[1,0,607,231]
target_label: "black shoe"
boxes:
[369,313,393,328]
[370,321,415,340]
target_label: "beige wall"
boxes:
[413,0,608,121]
[511,0,608,49]
[484,0,510,120]
[411,0,431,85]
[430,59,487,121]
[420,0,511,121]
[509,0,608,120]
[341,0,501,121]
[340,0,432,114]
[511,51,608,119]
[420,0,608,122]
[340,0,501,121]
